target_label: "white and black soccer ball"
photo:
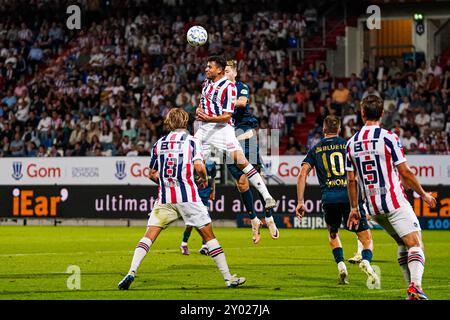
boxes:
[186,25,208,47]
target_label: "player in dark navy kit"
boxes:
[296,115,379,286]
[180,159,217,256]
[224,60,279,244]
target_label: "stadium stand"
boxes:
[0,0,448,157]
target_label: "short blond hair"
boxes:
[164,108,189,131]
[226,59,237,70]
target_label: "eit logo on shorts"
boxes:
[226,143,235,149]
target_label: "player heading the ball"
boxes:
[195,56,277,211]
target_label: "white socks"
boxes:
[242,164,271,200]
[397,244,410,285]
[357,238,363,255]
[206,238,232,281]
[129,237,152,275]
[408,246,425,288]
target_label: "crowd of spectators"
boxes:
[302,56,450,155]
[0,0,448,158]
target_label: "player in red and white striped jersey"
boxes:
[195,56,276,214]
[346,95,437,300]
[148,128,202,204]
[118,109,246,290]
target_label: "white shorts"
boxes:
[194,123,243,159]
[372,205,421,238]
[147,201,211,229]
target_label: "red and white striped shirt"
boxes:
[200,76,237,125]
[345,125,410,215]
[149,130,203,204]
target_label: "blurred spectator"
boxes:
[331,82,350,116]
[382,103,401,130]
[415,108,431,134]
[401,130,418,152]
[285,136,303,155]
[269,105,285,133]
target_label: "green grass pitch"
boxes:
[0,226,449,300]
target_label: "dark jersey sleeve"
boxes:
[302,147,316,168]
[237,83,250,100]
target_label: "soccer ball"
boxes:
[187,26,208,47]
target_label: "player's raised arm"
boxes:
[296,163,312,220]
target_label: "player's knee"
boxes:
[402,232,422,249]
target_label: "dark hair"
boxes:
[207,55,226,71]
[323,115,341,134]
[361,95,384,121]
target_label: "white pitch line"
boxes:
[0,243,395,257]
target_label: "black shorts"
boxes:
[322,202,369,233]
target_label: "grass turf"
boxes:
[0,226,449,300]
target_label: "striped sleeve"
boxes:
[191,137,203,162]
[384,132,406,166]
[222,82,237,113]
[149,142,158,170]
[345,140,354,171]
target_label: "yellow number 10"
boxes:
[322,152,345,177]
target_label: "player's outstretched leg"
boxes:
[356,230,380,289]
[180,226,192,255]
[261,198,279,240]
[197,223,246,288]
[232,173,262,244]
[118,227,161,290]
[348,238,363,264]
[232,151,276,210]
